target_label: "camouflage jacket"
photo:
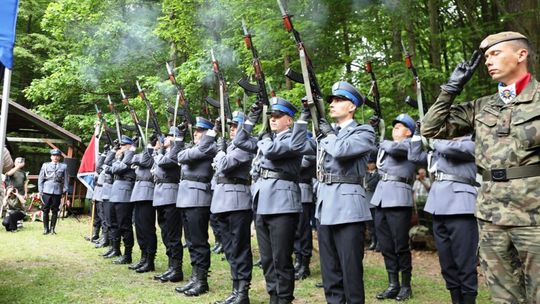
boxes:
[421,78,540,226]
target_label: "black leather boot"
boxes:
[129,252,147,270]
[368,241,377,251]
[136,252,155,273]
[113,246,132,264]
[462,293,476,304]
[154,257,173,281]
[50,212,58,235]
[294,256,310,280]
[376,272,400,300]
[449,289,462,304]
[160,258,183,283]
[100,237,114,257]
[395,272,412,301]
[214,280,239,304]
[175,266,197,293]
[43,213,50,235]
[95,232,110,248]
[184,268,209,296]
[293,254,301,272]
[104,239,122,259]
[230,280,250,304]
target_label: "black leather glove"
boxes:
[216,137,227,152]
[177,123,188,138]
[149,133,158,146]
[441,50,481,95]
[299,102,311,121]
[213,117,222,133]
[103,144,111,152]
[414,121,421,136]
[247,102,263,124]
[113,139,120,150]
[317,118,334,137]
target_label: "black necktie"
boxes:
[335,126,341,134]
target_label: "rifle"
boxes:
[237,19,271,134]
[364,61,385,142]
[107,95,123,141]
[165,62,194,139]
[94,104,114,146]
[277,0,325,132]
[401,41,425,121]
[120,88,147,146]
[136,81,163,142]
[210,48,232,137]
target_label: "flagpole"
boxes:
[0,68,12,172]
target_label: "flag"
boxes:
[0,0,20,69]
[77,133,98,197]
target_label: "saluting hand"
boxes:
[441,50,482,95]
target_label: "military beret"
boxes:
[480,31,528,52]
[50,148,62,155]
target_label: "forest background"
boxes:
[5,0,540,144]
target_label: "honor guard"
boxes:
[234,98,309,304]
[109,135,137,265]
[364,150,381,251]
[128,141,157,273]
[314,81,376,304]
[38,148,69,235]
[211,111,254,304]
[422,31,540,303]
[100,146,120,258]
[152,126,184,283]
[370,113,426,301]
[92,150,108,248]
[174,117,217,297]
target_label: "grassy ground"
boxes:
[0,217,492,304]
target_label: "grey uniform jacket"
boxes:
[316,122,376,225]
[176,134,217,208]
[130,147,155,202]
[152,141,183,207]
[92,153,106,201]
[210,140,254,213]
[110,150,136,203]
[299,155,316,204]
[38,161,69,195]
[234,122,309,215]
[100,150,116,201]
[424,138,477,215]
[370,137,426,208]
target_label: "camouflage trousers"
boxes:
[478,220,540,304]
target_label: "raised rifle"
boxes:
[166,62,194,139]
[120,88,147,146]
[136,81,163,142]
[94,104,114,146]
[277,0,325,132]
[401,41,425,121]
[107,95,123,141]
[237,19,271,134]
[364,61,385,141]
[209,48,232,137]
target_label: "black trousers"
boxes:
[103,200,118,237]
[42,193,61,226]
[366,208,377,244]
[96,200,108,234]
[294,203,314,257]
[156,204,183,260]
[182,207,211,270]
[433,214,478,295]
[112,203,134,248]
[133,200,157,254]
[2,210,25,231]
[256,213,299,302]
[216,209,253,281]
[375,206,412,274]
[318,221,366,304]
[210,212,222,244]
[92,200,102,229]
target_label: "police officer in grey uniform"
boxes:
[234,98,309,304]
[365,150,381,251]
[109,135,136,265]
[152,126,184,283]
[315,81,375,304]
[38,148,69,235]
[370,114,426,301]
[92,150,108,247]
[211,111,254,304]
[100,146,120,258]
[175,117,217,297]
[423,137,479,303]
[128,140,157,273]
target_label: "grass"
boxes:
[0,217,492,304]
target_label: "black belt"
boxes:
[435,172,480,187]
[380,173,412,184]
[114,175,135,182]
[181,175,211,183]
[259,169,298,182]
[481,164,540,182]
[299,178,313,184]
[135,177,153,182]
[318,174,363,184]
[216,176,250,185]
[154,177,179,184]
[96,183,103,187]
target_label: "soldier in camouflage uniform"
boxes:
[422,31,540,304]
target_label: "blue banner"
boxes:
[0,0,20,69]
